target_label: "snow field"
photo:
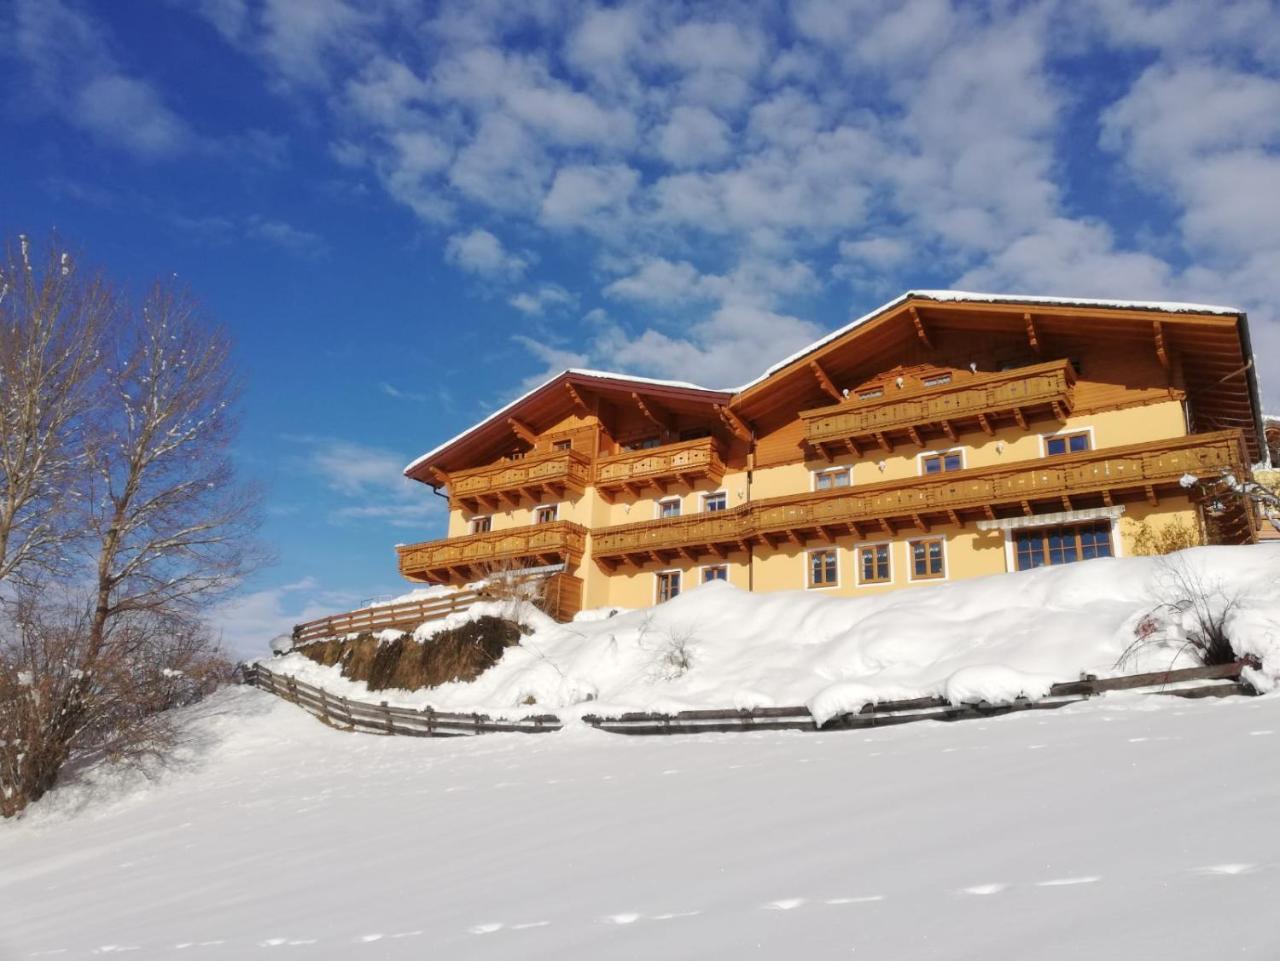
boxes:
[2,687,1278,959]
[268,546,1280,721]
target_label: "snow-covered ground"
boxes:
[3,685,1279,960]
[268,547,1280,721]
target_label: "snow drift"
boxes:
[265,547,1280,723]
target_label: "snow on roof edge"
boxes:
[403,367,730,476]
[731,290,1244,394]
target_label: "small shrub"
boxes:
[1127,516,1203,556]
[1119,556,1241,668]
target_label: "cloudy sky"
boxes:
[2,0,1277,654]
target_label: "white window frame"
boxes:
[699,563,729,585]
[916,446,966,477]
[854,540,894,587]
[805,546,841,590]
[532,504,559,525]
[1001,518,1120,572]
[1039,426,1096,458]
[701,489,728,513]
[655,495,683,519]
[470,515,493,535]
[906,536,949,583]
[921,372,953,388]
[655,568,682,604]
[811,466,852,491]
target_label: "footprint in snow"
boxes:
[604,913,641,925]
[961,884,1007,896]
[356,934,383,943]
[1036,876,1100,887]
[764,898,805,910]
[1199,863,1256,876]
[469,923,504,935]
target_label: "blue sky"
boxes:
[2,0,1277,655]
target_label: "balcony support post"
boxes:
[1024,312,1040,353]
[909,306,932,349]
[809,360,844,403]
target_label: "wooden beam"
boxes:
[428,466,451,487]
[632,392,674,436]
[708,543,727,560]
[911,512,929,533]
[977,412,994,436]
[1020,499,1033,517]
[564,381,588,411]
[508,416,538,445]
[809,360,844,403]
[844,436,862,458]
[814,441,833,463]
[906,425,924,448]
[1154,320,1170,371]
[878,517,894,536]
[1061,494,1073,512]
[1012,406,1027,430]
[715,404,753,442]
[1145,484,1159,506]
[946,509,962,527]
[1024,312,1040,353]
[1102,489,1114,507]
[874,431,893,453]
[1051,400,1068,424]
[909,306,932,349]
[983,505,996,521]
[939,419,957,441]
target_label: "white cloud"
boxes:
[509,284,576,315]
[444,228,528,277]
[245,216,327,257]
[838,237,912,270]
[604,258,709,305]
[540,163,640,228]
[656,106,732,167]
[205,577,370,659]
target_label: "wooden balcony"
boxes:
[398,520,588,584]
[591,430,1248,566]
[595,436,726,501]
[801,359,1077,458]
[449,448,591,512]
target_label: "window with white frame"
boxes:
[702,491,728,512]
[656,570,681,603]
[1043,430,1091,456]
[922,373,953,387]
[909,537,945,579]
[534,504,558,524]
[702,564,728,583]
[920,450,964,475]
[807,548,839,588]
[813,467,852,491]
[657,496,682,519]
[857,543,891,584]
[470,516,492,534]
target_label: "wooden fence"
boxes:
[291,589,483,647]
[244,660,1254,739]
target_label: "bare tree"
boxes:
[1,275,261,817]
[0,235,111,587]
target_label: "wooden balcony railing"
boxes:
[595,436,726,500]
[802,359,1076,456]
[398,520,588,584]
[449,448,591,512]
[591,430,1248,564]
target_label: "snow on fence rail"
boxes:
[290,590,484,646]
[243,661,1255,738]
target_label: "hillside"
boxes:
[2,685,1278,959]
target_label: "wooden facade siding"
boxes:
[449,447,591,511]
[801,358,1076,452]
[591,430,1247,562]
[595,436,726,499]
[398,520,588,583]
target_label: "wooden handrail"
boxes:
[595,436,725,490]
[449,448,591,508]
[291,589,484,646]
[592,430,1247,557]
[398,520,588,578]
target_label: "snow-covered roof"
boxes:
[733,290,1244,394]
[403,367,727,476]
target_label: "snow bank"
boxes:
[265,547,1280,720]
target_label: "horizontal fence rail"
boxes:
[291,589,484,647]
[244,659,1255,739]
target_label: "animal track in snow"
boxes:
[1036,876,1100,887]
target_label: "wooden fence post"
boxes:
[381,701,394,735]
[342,696,353,729]
[287,677,300,705]
[425,706,436,736]
[318,687,330,724]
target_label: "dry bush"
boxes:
[1118,555,1242,669]
[1126,515,1204,556]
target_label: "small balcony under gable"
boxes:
[398,519,587,584]
[595,436,726,501]
[447,448,591,512]
[801,358,1077,459]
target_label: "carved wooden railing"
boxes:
[802,359,1076,453]
[449,448,591,511]
[591,430,1248,561]
[398,520,588,582]
[595,436,725,499]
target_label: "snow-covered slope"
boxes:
[3,686,1278,959]
[268,547,1280,721]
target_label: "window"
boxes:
[656,570,681,603]
[470,516,492,535]
[1014,521,1113,571]
[624,436,662,451]
[858,544,891,584]
[702,565,728,584]
[814,467,852,490]
[921,451,964,475]
[702,491,728,512]
[534,505,558,524]
[922,373,952,387]
[910,538,945,579]
[1044,431,1091,456]
[657,497,682,519]
[808,548,839,588]
[552,439,573,451]
[859,388,884,400]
